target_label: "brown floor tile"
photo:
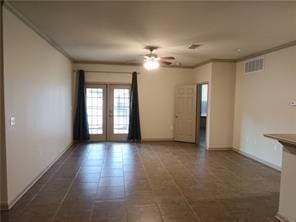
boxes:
[127,204,163,222]
[91,201,126,221]
[99,177,124,187]
[96,186,125,200]
[2,142,280,222]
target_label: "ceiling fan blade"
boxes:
[160,56,175,60]
[160,61,172,65]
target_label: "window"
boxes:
[113,89,130,134]
[201,84,208,117]
[86,88,103,134]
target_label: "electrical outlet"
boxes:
[289,101,296,106]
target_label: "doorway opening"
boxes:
[86,84,130,141]
[198,83,208,147]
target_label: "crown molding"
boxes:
[193,40,296,68]
[73,60,193,69]
[237,40,296,62]
[193,59,236,69]
[73,60,142,67]
[211,58,236,63]
[3,1,72,60]
[3,1,296,69]
[192,59,212,68]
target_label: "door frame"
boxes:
[196,81,209,146]
[85,82,131,142]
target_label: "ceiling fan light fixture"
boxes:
[144,57,160,70]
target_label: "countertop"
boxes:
[264,134,296,148]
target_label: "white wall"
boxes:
[233,46,296,169]
[3,8,73,206]
[73,63,194,140]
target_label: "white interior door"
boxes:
[108,84,130,141]
[86,85,107,141]
[174,85,197,143]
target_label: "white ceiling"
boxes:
[8,1,296,67]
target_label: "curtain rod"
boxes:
[73,70,140,74]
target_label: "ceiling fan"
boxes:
[143,46,175,70]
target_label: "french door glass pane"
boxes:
[113,89,130,134]
[86,88,103,134]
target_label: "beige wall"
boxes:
[73,63,194,140]
[233,46,296,169]
[193,62,236,149]
[210,62,236,148]
[3,8,73,206]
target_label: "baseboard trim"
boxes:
[276,212,290,222]
[207,147,233,151]
[0,142,75,211]
[232,147,281,171]
[142,138,174,142]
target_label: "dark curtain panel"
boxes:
[128,72,141,142]
[73,70,90,141]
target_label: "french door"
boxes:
[86,85,107,141]
[86,84,130,141]
[107,85,130,141]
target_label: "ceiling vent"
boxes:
[244,57,264,73]
[188,44,201,50]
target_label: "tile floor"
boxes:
[1,142,280,222]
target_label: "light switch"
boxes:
[10,117,16,126]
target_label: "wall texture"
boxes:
[3,8,73,206]
[233,46,296,169]
[73,63,194,140]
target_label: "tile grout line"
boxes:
[150,144,202,221]
[6,142,280,221]
[134,143,165,222]
[13,143,79,218]
[50,143,93,222]
[88,143,107,222]
[121,143,128,222]
[136,144,164,222]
